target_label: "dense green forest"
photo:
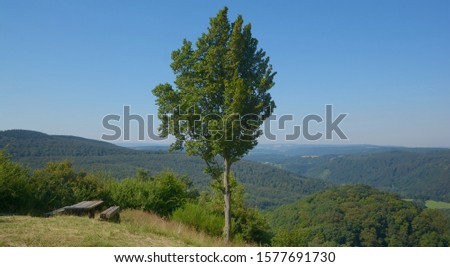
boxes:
[0,130,330,209]
[2,130,449,205]
[268,185,450,246]
[247,148,450,202]
[2,151,449,246]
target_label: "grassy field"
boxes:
[0,210,240,247]
[426,200,450,209]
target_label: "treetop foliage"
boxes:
[152,7,276,165]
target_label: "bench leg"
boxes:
[88,210,95,219]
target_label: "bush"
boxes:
[0,150,31,214]
[1,155,194,217]
[148,171,189,216]
[173,176,273,245]
[28,160,108,214]
[0,154,109,215]
[234,207,273,245]
[172,201,223,236]
[71,173,109,204]
[106,177,146,210]
[107,170,193,217]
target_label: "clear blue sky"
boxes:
[1,0,449,147]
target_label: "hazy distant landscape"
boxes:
[1,129,449,246]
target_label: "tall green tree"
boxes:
[152,7,276,242]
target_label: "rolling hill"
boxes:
[267,185,450,247]
[4,129,449,207]
[247,146,450,202]
[0,129,136,157]
[0,129,330,209]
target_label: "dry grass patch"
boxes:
[0,209,242,247]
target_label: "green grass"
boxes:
[0,210,246,247]
[426,200,450,209]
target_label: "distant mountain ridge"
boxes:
[0,129,138,157]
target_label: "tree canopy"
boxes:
[152,7,275,163]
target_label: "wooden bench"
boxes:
[44,207,67,217]
[100,206,120,222]
[64,200,104,218]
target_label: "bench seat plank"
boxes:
[100,206,120,222]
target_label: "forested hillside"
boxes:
[0,129,137,157]
[3,130,450,205]
[248,148,450,202]
[2,130,450,246]
[0,130,329,209]
[268,185,450,246]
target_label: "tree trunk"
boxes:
[223,157,232,243]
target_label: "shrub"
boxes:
[173,176,273,245]
[0,150,31,214]
[148,171,189,217]
[107,170,193,217]
[0,155,193,217]
[29,160,108,214]
[172,202,223,236]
